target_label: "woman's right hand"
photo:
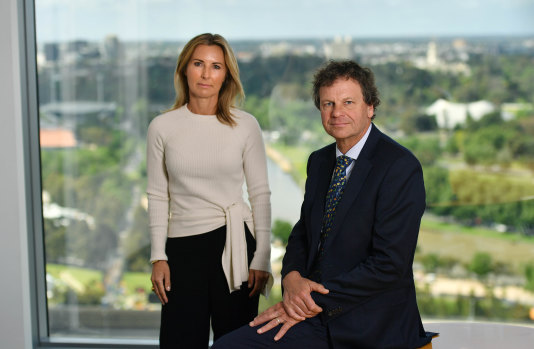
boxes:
[150,260,171,304]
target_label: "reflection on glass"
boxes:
[35,0,534,342]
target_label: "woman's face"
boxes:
[185,44,227,104]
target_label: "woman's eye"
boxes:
[193,61,201,67]
[214,65,221,70]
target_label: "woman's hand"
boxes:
[247,269,270,297]
[150,260,171,304]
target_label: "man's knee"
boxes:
[212,324,263,349]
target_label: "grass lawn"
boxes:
[47,263,102,288]
[122,271,152,294]
[47,264,151,296]
[419,216,534,270]
[268,143,311,188]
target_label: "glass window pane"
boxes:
[34,0,534,342]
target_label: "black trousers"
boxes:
[159,224,259,349]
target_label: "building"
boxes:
[426,98,496,129]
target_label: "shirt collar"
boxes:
[336,123,373,160]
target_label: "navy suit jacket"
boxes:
[281,124,433,349]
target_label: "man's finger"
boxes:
[250,309,277,327]
[303,296,322,314]
[274,321,296,341]
[309,281,329,295]
[283,302,306,321]
[256,317,283,334]
[250,303,285,326]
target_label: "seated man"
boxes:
[213,60,436,349]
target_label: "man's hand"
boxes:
[250,302,300,341]
[248,269,270,297]
[282,271,329,321]
[150,261,170,304]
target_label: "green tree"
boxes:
[421,253,440,273]
[272,219,293,245]
[469,252,493,279]
[525,263,534,292]
[124,205,151,272]
[400,136,441,166]
[423,166,454,212]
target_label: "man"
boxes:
[213,60,435,348]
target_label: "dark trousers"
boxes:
[211,316,331,349]
[159,224,259,349]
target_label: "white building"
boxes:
[426,98,495,129]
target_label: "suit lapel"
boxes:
[307,145,336,268]
[329,124,381,238]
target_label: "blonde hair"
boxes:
[168,33,244,127]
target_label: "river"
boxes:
[267,158,303,225]
[244,158,303,226]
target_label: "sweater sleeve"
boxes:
[242,116,272,273]
[146,119,170,262]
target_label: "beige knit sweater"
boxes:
[146,105,272,293]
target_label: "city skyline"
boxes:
[36,0,534,43]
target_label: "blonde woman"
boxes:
[147,33,272,348]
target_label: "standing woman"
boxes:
[147,33,273,348]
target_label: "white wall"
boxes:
[0,0,33,347]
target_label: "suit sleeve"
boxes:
[311,153,426,322]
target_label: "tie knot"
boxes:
[336,155,353,171]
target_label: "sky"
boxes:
[35,0,534,42]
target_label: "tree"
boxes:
[525,263,534,292]
[469,252,493,279]
[272,219,293,245]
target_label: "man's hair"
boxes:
[312,60,380,118]
[168,33,244,127]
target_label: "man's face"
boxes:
[319,78,374,152]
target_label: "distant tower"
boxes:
[427,41,439,67]
[102,35,122,62]
[44,43,60,62]
[326,35,353,59]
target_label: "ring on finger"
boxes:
[276,317,281,324]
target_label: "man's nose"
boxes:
[332,103,343,116]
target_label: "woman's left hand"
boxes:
[248,269,270,297]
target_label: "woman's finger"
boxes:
[155,279,168,304]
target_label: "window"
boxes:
[31,0,534,345]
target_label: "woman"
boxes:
[147,33,273,348]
